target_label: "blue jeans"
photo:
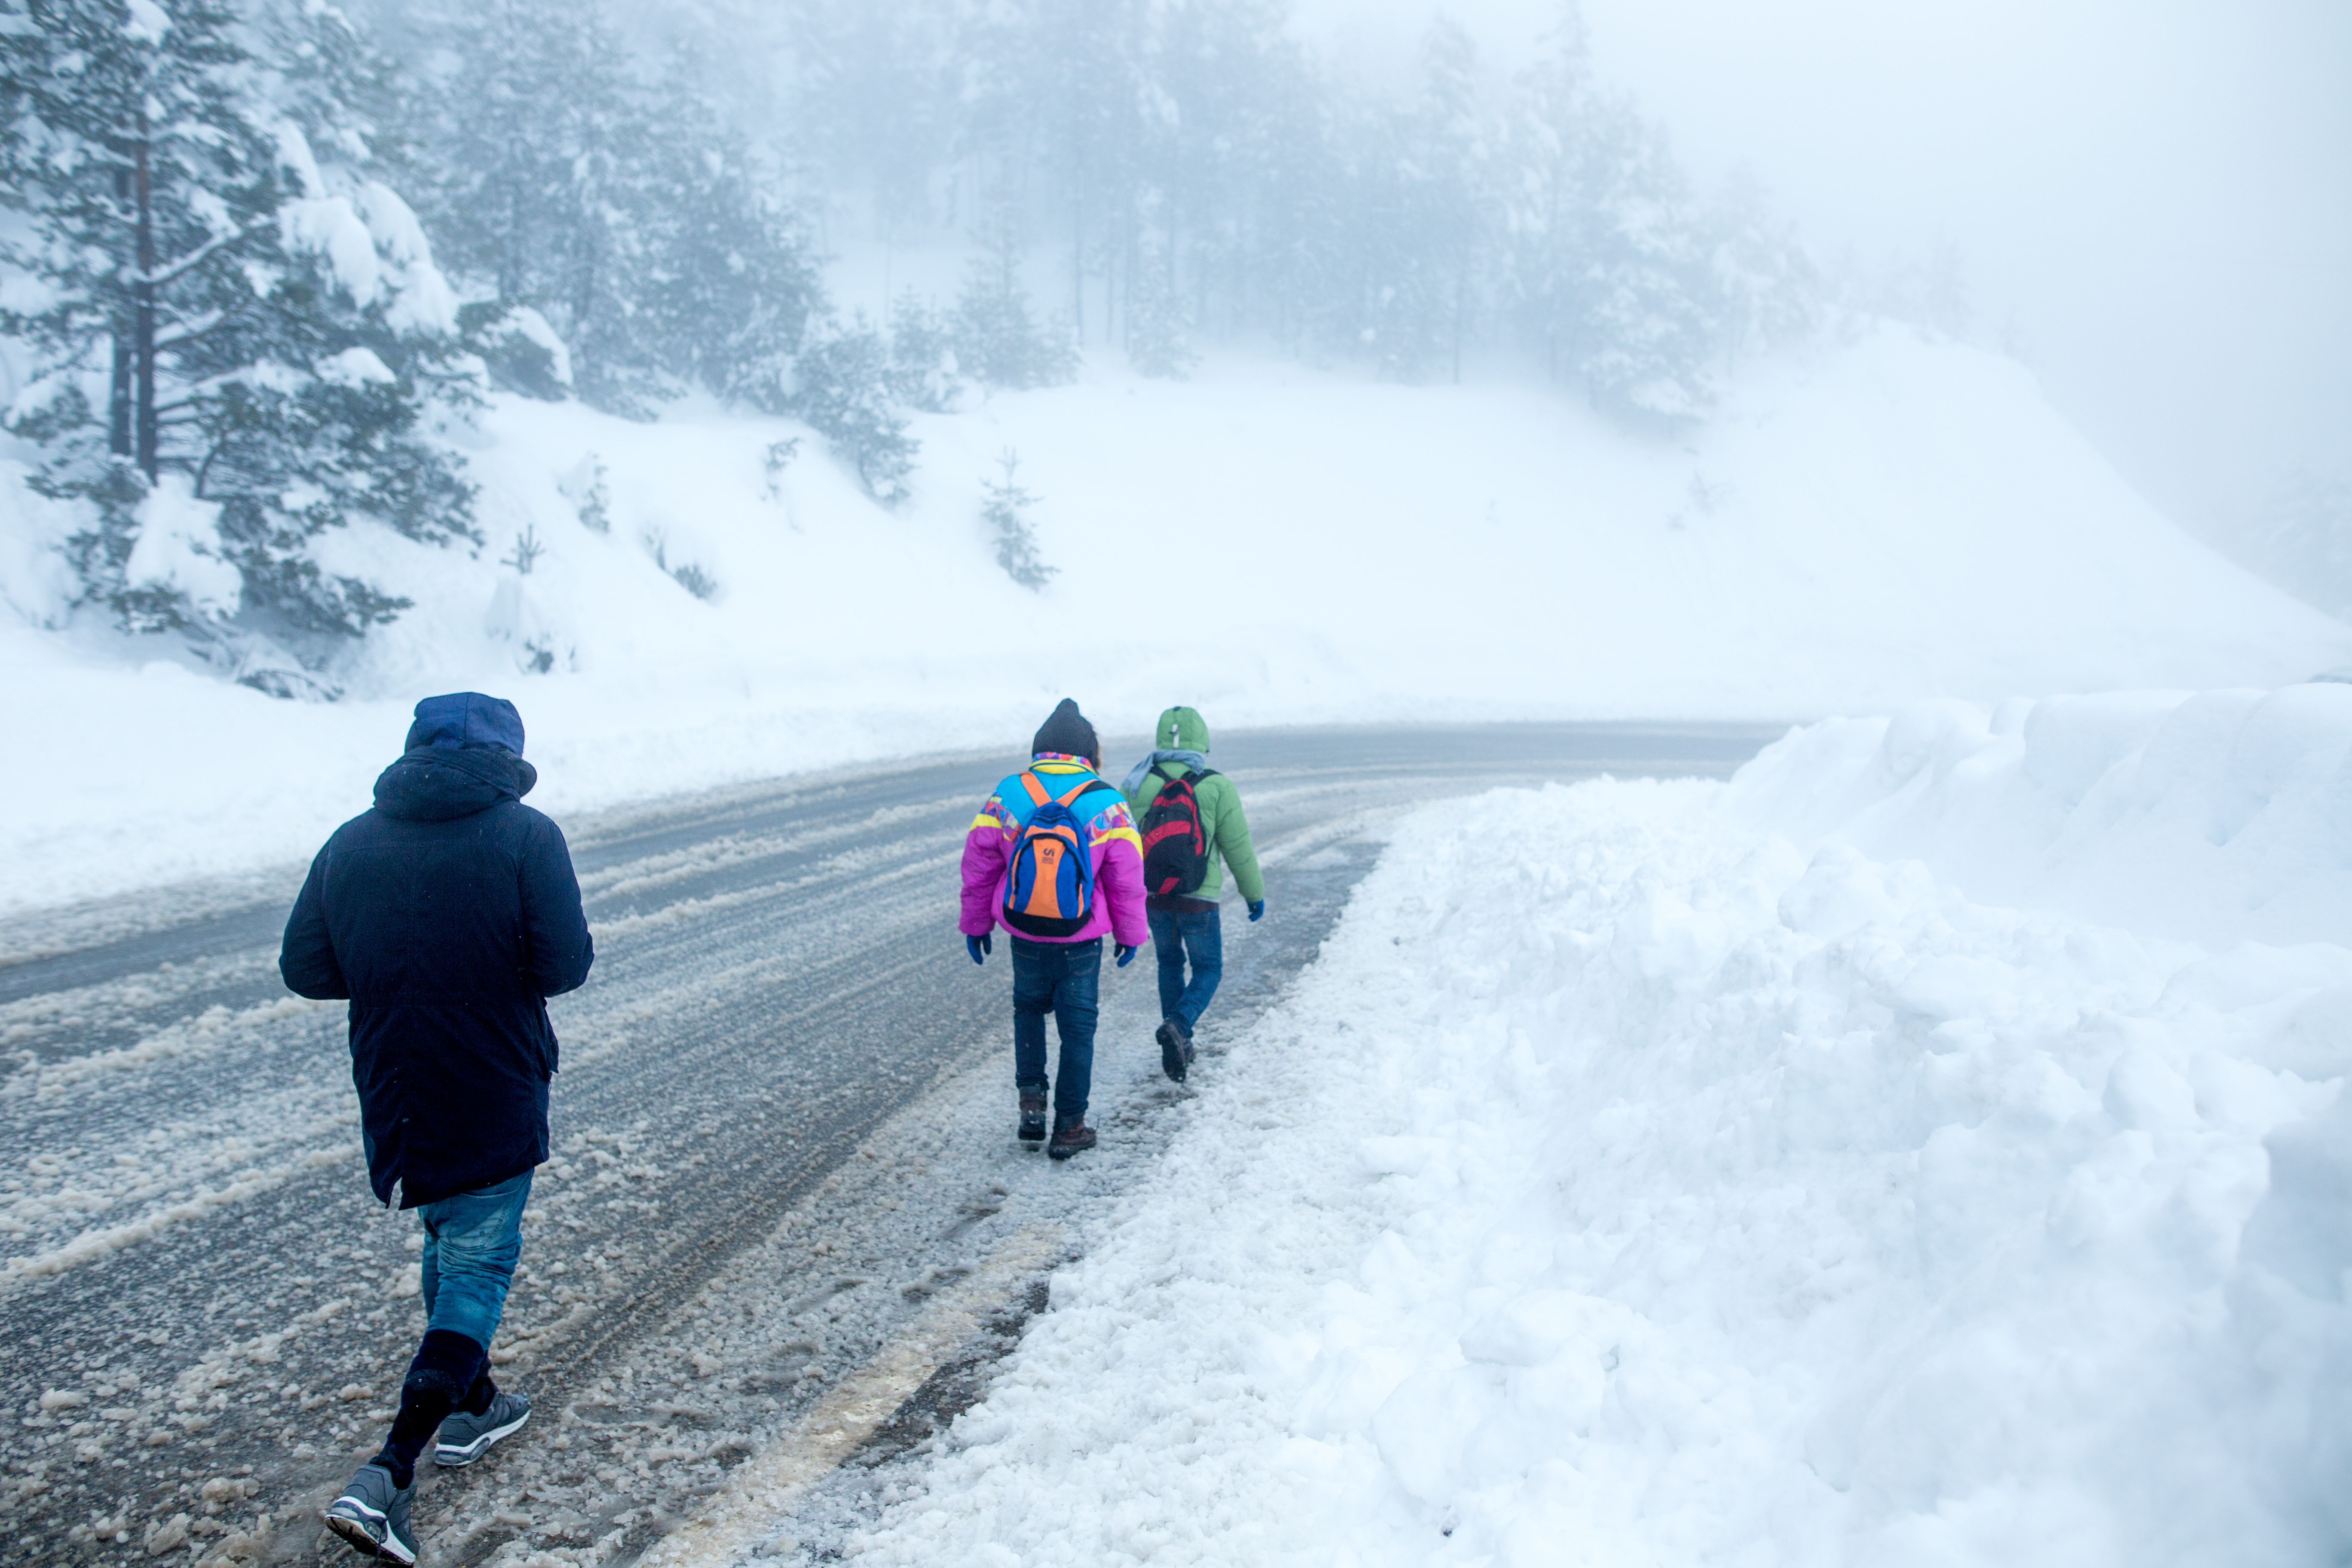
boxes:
[1012,936,1100,1125]
[1148,906,1224,1033]
[418,1170,531,1351]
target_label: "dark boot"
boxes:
[1047,1118,1096,1161]
[1018,1093,1047,1145]
[1162,1020,1194,1081]
[1156,1017,1192,1083]
[368,1328,485,1489]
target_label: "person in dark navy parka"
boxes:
[282,692,591,1563]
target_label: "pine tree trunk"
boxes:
[110,169,133,458]
[134,117,157,481]
[1069,127,1085,344]
[1070,193,1084,344]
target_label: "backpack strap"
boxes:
[1017,769,1118,818]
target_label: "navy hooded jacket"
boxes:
[280,694,594,1208]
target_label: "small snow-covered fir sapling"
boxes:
[1124,276,1200,381]
[983,450,1055,591]
[642,527,720,602]
[761,438,801,502]
[557,455,612,534]
[501,525,547,576]
[888,292,964,413]
[1123,208,1199,381]
[668,562,720,601]
[952,200,1077,392]
[788,321,917,506]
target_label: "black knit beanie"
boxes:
[1031,698,1098,762]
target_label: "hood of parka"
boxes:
[406,691,527,755]
[1154,705,1210,755]
[373,746,538,822]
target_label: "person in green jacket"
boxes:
[1120,705,1265,1082]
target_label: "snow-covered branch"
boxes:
[131,220,268,290]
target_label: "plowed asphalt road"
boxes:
[0,723,1779,1567]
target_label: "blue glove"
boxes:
[1115,942,1137,968]
[1248,900,1266,922]
[967,933,992,965]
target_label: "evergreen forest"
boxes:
[2,0,1886,685]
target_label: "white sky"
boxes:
[1294,0,2352,535]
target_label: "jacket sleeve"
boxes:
[1213,778,1266,904]
[959,795,1011,936]
[1093,801,1151,947]
[521,815,594,998]
[279,847,349,1000]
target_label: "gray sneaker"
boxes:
[434,1387,530,1467]
[323,1462,416,1565]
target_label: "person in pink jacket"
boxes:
[960,699,1149,1158]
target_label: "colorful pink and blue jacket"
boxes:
[959,753,1149,946]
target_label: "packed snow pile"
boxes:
[834,688,2352,1568]
[1723,683,2352,949]
[6,329,2351,913]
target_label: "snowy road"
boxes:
[0,723,1776,1567]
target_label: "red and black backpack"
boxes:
[1139,768,1217,896]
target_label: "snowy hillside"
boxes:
[5,328,2349,911]
[831,684,2352,1568]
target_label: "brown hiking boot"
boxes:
[1018,1093,1047,1145]
[1047,1120,1096,1161]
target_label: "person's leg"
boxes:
[1049,939,1102,1127]
[1173,909,1224,1032]
[1011,937,1052,1099]
[368,1173,530,1487]
[1148,906,1186,1021]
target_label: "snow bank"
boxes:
[1723,684,2352,948]
[5,328,2349,911]
[835,696,2352,1568]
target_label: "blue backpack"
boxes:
[1002,770,1118,937]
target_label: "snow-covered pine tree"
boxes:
[405,5,876,461]
[790,318,917,505]
[953,196,1078,391]
[410,0,661,414]
[639,46,825,409]
[1703,172,1820,374]
[1568,98,1718,422]
[886,290,962,413]
[1122,197,1200,380]
[781,0,958,241]
[0,0,475,690]
[1353,19,1489,382]
[1133,0,1290,356]
[982,447,1053,590]
[1502,32,1718,424]
[1122,260,1199,378]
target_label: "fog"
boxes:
[1310,0,2352,538]
[12,0,2350,684]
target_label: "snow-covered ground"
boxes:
[824,684,2352,1568]
[5,329,2348,913]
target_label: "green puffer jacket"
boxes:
[1124,706,1265,906]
